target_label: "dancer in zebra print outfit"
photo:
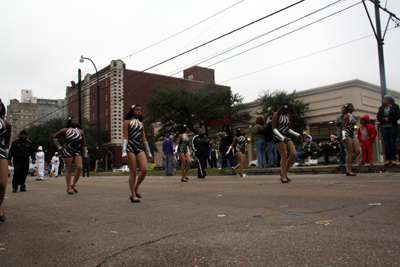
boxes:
[272,103,303,183]
[122,105,153,203]
[0,100,11,222]
[176,125,191,182]
[341,103,360,176]
[226,128,248,177]
[53,117,87,194]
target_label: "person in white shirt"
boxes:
[51,152,60,178]
[36,146,45,181]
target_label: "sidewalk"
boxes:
[225,163,400,175]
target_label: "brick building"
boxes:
[66,60,230,170]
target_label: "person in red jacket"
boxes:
[357,115,377,165]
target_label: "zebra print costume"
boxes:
[234,136,246,154]
[273,114,291,144]
[177,133,190,154]
[127,119,144,155]
[0,118,8,159]
[345,113,356,139]
[61,128,83,158]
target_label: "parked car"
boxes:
[249,159,257,167]
[114,165,130,172]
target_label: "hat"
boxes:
[330,134,337,139]
[55,152,58,155]
[165,134,170,138]
[38,146,43,151]
[383,95,395,103]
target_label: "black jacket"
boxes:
[263,121,274,142]
[9,138,36,160]
[192,134,210,154]
[377,104,400,126]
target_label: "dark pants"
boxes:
[318,146,335,164]
[210,157,217,168]
[338,139,346,165]
[12,158,30,190]
[82,163,90,177]
[164,153,174,176]
[220,147,235,168]
[195,152,207,178]
[381,126,398,161]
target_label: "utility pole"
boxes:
[363,0,400,98]
[78,69,82,128]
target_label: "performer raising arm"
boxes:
[53,117,87,194]
[272,103,303,183]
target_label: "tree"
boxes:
[145,82,244,143]
[27,117,107,162]
[257,90,309,144]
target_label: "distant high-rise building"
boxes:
[7,90,66,140]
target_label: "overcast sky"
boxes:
[1,0,399,110]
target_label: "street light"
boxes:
[80,55,103,172]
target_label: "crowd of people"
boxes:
[1,95,400,222]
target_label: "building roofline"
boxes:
[296,79,400,98]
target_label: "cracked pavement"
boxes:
[1,172,399,266]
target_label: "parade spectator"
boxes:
[163,134,174,176]
[220,124,235,169]
[293,135,318,164]
[316,135,339,165]
[82,153,90,177]
[209,145,218,168]
[264,116,277,168]
[377,95,400,166]
[357,115,377,165]
[251,116,267,168]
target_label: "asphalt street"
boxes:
[0,172,399,266]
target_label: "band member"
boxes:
[192,128,211,179]
[9,130,36,192]
[226,128,248,177]
[35,146,45,181]
[122,105,153,203]
[341,103,360,176]
[53,117,87,194]
[176,125,191,182]
[0,100,11,222]
[272,103,303,183]
[51,152,60,178]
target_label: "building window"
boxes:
[105,108,108,116]
[105,93,108,101]
[92,113,94,120]
[105,123,108,130]
[92,99,94,107]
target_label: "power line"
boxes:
[205,2,361,70]
[220,32,382,83]
[79,0,245,76]
[166,0,348,77]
